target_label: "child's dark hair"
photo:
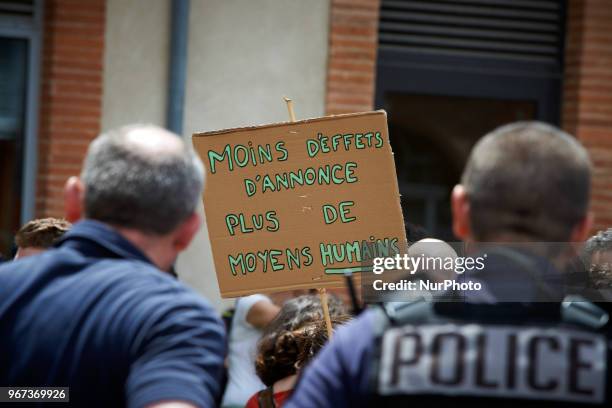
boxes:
[255,295,350,386]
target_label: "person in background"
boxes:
[577,228,612,313]
[247,295,349,408]
[404,222,429,244]
[583,228,612,289]
[221,294,280,408]
[376,238,458,304]
[0,125,225,407]
[13,218,71,259]
[406,238,458,283]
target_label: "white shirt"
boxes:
[221,294,271,407]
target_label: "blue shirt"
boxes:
[0,220,226,407]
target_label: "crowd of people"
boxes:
[0,121,611,407]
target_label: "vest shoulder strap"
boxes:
[371,298,437,335]
[561,295,609,330]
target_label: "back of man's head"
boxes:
[81,125,204,235]
[460,121,591,242]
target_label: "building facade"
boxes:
[0,0,610,308]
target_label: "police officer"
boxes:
[286,122,610,407]
[0,126,225,407]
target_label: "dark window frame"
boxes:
[0,0,43,223]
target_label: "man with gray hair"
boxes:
[0,125,225,407]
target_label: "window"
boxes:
[0,0,42,257]
[376,0,566,239]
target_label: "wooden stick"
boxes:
[318,288,334,339]
[283,97,333,338]
[284,97,297,122]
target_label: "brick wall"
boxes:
[563,0,612,232]
[37,0,105,218]
[325,0,381,115]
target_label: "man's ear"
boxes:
[451,184,471,240]
[570,212,594,242]
[173,212,202,252]
[64,176,84,223]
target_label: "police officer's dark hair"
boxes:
[461,121,591,241]
[81,125,204,235]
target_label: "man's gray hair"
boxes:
[81,125,205,235]
[462,121,591,241]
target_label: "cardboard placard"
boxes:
[193,111,407,298]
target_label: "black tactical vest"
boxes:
[368,298,610,407]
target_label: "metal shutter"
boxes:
[379,0,565,68]
[0,0,37,30]
[0,0,35,17]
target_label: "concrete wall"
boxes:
[101,0,170,130]
[179,0,330,310]
[183,0,330,131]
[101,0,331,310]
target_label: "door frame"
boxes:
[0,0,43,223]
